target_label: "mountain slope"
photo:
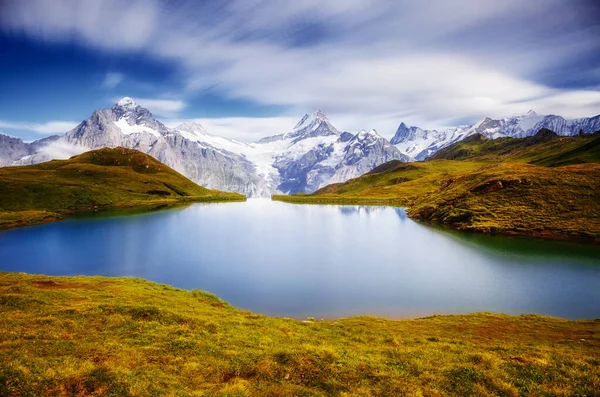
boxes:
[1,101,408,197]
[12,98,271,197]
[274,131,600,242]
[392,111,600,160]
[430,129,600,165]
[0,147,244,230]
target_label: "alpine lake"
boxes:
[1,199,599,320]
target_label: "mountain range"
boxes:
[274,129,600,242]
[1,98,599,196]
[391,109,600,160]
[0,98,407,197]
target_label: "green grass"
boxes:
[0,147,245,230]
[1,272,599,396]
[430,130,600,166]
[274,133,600,242]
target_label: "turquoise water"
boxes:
[1,199,599,319]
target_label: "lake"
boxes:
[1,199,599,319]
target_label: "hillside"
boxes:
[273,132,600,242]
[1,272,598,396]
[0,147,244,230]
[430,129,600,165]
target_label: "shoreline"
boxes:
[1,271,597,322]
[1,271,599,395]
[271,195,600,244]
[0,195,246,232]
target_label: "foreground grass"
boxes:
[1,272,599,396]
[274,133,600,242]
[0,147,245,230]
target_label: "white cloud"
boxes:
[134,98,187,118]
[0,0,160,51]
[101,72,124,89]
[163,116,298,142]
[0,120,79,135]
[38,141,88,160]
[2,0,600,132]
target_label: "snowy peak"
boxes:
[355,129,379,141]
[116,97,137,109]
[261,109,340,143]
[108,97,166,135]
[287,109,339,141]
[111,97,149,122]
[172,121,250,154]
[294,109,329,130]
[390,122,412,144]
[526,109,538,117]
[390,122,430,145]
[175,122,209,136]
[347,129,389,153]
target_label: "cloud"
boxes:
[2,0,600,131]
[101,72,124,89]
[163,116,298,142]
[134,98,187,117]
[0,120,79,135]
[0,0,159,51]
[37,141,88,161]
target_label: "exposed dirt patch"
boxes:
[470,179,525,194]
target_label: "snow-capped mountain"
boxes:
[12,98,270,196]
[0,99,407,196]
[0,134,60,166]
[392,110,600,160]
[250,110,408,193]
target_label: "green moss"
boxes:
[1,272,599,396]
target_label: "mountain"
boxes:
[392,111,600,160]
[256,110,409,193]
[0,100,407,197]
[0,134,29,166]
[274,131,600,242]
[430,128,600,166]
[0,134,60,166]
[0,147,244,230]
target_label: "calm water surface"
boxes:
[1,199,599,319]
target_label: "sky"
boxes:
[0,0,599,142]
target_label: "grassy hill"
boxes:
[430,129,600,166]
[0,147,245,230]
[1,272,598,396]
[274,132,600,242]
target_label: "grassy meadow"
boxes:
[1,272,599,396]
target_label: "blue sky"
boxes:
[1,0,599,141]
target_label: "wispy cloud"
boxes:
[2,0,599,131]
[0,120,79,135]
[101,72,124,89]
[134,98,187,118]
[163,116,298,142]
